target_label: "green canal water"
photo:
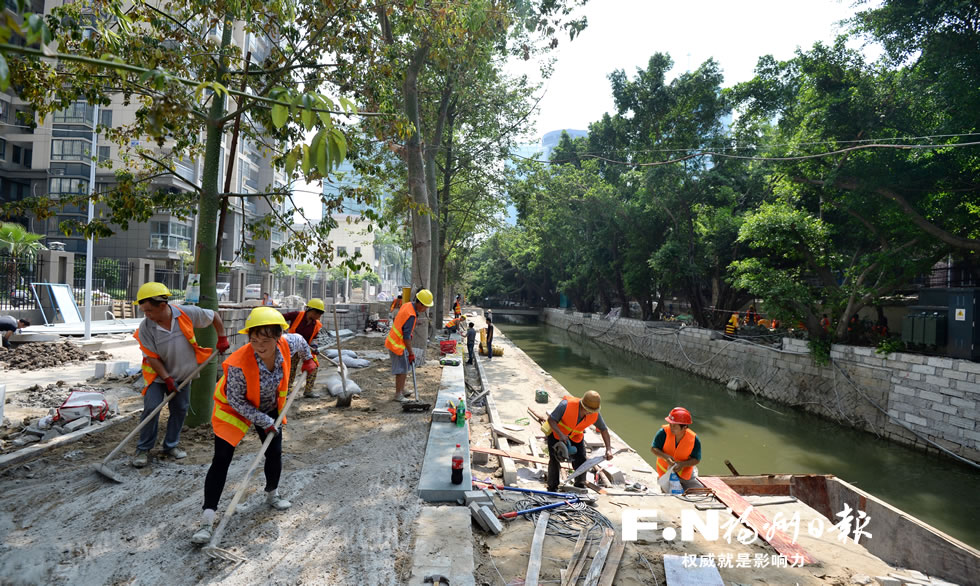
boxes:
[502,321,980,548]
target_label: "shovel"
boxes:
[401,360,431,412]
[94,355,217,483]
[204,374,304,563]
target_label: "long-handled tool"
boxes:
[93,355,216,483]
[401,361,431,412]
[498,498,581,520]
[330,303,352,407]
[473,481,595,503]
[203,375,304,563]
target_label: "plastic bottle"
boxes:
[456,396,466,427]
[669,470,683,495]
[451,444,464,484]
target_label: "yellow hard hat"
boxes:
[239,306,289,334]
[416,289,434,307]
[135,282,171,303]
[306,298,325,312]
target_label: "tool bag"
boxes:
[57,390,109,422]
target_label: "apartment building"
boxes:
[0,2,289,296]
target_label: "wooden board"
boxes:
[561,529,588,586]
[525,511,550,586]
[699,476,817,565]
[597,539,625,586]
[663,554,724,586]
[470,445,570,468]
[491,424,526,445]
[583,528,615,586]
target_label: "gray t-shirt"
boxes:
[0,316,18,332]
[137,304,215,383]
[466,328,477,345]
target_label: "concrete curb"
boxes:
[0,409,142,470]
[475,349,518,486]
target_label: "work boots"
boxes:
[266,490,291,511]
[191,522,213,545]
[132,450,149,468]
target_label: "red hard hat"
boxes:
[665,407,692,425]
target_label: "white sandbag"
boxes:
[324,374,362,398]
[324,349,358,359]
[341,356,370,368]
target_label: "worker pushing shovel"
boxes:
[190,306,316,548]
[385,288,433,403]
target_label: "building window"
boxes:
[22,148,30,168]
[337,246,347,255]
[0,101,8,123]
[149,220,193,250]
[98,146,110,162]
[12,145,20,164]
[51,139,92,161]
[354,247,361,256]
[0,138,5,160]
[49,177,89,195]
[99,109,112,128]
[52,102,94,124]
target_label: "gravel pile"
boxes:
[0,341,111,371]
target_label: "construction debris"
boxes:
[0,341,111,371]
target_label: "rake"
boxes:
[203,371,305,562]
[93,355,217,483]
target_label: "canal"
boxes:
[502,320,980,548]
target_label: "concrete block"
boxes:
[852,346,873,357]
[41,428,63,442]
[108,361,129,375]
[873,577,900,586]
[431,409,453,423]
[904,413,927,426]
[911,364,936,375]
[929,404,957,415]
[923,375,949,388]
[941,368,969,381]
[948,416,974,430]
[956,361,980,374]
[926,356,954,369]
[477,506,503,535]
[954,380,980,394]
[468,502,490,532]
[63,417,91,433]
[93,363,107,378]
[471,450,489,465]
[463,490,493,507]
[938,385,965,399]
[13,434,40,446]
[917,389,944,403]
[408,506,475,586]
[950,397,976,410]
[893,385,916,397]
[23,426,44,437]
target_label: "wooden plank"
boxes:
[583,528,615,586]
[597,539,625,586]
[663,554,724,586]
[470,445,570,468]
[560,528,588,586]
[700,476,817,565]
[491,424,526,445]
[525,511,550,586]
[565,541,592,586]
[527,434,541,471]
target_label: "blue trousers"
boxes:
[137,380,190,451]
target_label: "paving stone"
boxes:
[468,502,490,532]
[477,505,503,535]
[93,363,107,378]
[63,417,91,433]
[41,428,63,442]
[463,490,492,508]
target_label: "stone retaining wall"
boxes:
[542,309,980,463]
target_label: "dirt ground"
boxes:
[0,333,443,585]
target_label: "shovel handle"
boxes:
[100,354,216,465]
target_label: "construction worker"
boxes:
[0,315,29,348]
[389,294,404,321]
[485,317,494,360]
[724,312,738,339]
[192,306,315,545]
[745,304,758,326]
[132,282,228,468]
[545,391,613,493]
[443,315,463,336]
[385,289,433,402]
[465,322,477,365]
[651,407,702,491]
[453,294,462,319]
[283,298,325,398]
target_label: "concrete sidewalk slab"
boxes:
[418,359,472,502]
[407,506,475,586]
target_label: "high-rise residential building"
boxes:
[0,3,289,298]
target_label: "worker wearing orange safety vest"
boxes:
[385,289,433,402]
[651,407,702,491]
[283,298,325,398]
[544,391,614,493]
[389,296,403,320]
[132,282,227,469]
[191,306,315,546]
[453,294,462,319]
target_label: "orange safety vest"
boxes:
[133,306,213,395]
[453,300,461,314]
[385,302,417,356]
[550,395,599,443]
[287,311,322,342]
[390,298,403,313]
[211,337,291,447]
[656,424,697,480]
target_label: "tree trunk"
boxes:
[186,14,233,427]
[426,79,452,330]
[404,47,431,350]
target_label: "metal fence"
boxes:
[72,257,138,307]
[0,251,46,311]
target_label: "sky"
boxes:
[296,0,880,220]
[511,0,880,138]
